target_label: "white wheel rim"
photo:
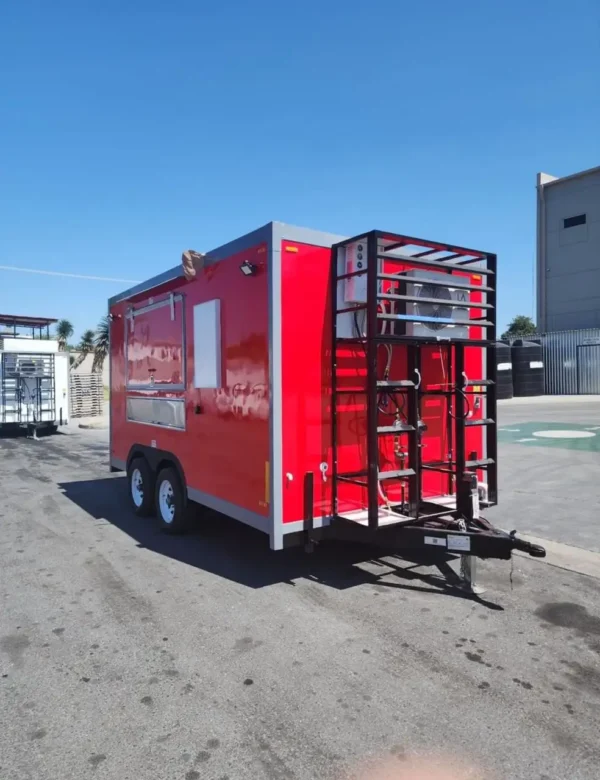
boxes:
[131,468,144,507]
[159,480,175,523]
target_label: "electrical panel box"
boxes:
[343,240,368,304]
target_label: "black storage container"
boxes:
[496,341,513,400]
[511,340,544,397]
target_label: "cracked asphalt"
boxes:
[1,420,599,779]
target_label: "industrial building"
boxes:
[536,165,600,394]
[536,165,600,332]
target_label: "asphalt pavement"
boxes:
[1,404,600,780]
[490,396,600,552]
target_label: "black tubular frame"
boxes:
[330,228,502,546]
[366,232,379,527]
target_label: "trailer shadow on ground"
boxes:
[58,476,504,610]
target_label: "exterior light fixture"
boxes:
[240,260,257,276]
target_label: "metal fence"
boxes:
[504,329,600,395]
[70,373,104,418]
[542,329,600,395]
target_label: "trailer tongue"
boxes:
[108,222,545,592]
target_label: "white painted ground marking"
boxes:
[499,428,521,432]
[533,430,595,439]
[516,438,536,442]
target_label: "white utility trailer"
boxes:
[0,315,69,435]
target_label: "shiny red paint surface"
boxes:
[111,242,270,516]
[280,241,333,523]
[280,241,485,522]
[281,243,486,520]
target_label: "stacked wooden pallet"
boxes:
[70,373,104,418]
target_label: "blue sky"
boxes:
[1,0,599,340]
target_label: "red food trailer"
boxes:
[108,222,544,585]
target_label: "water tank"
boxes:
[496,342,513,400]
[511,340,544,397]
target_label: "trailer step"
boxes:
[465,458,495,468]
[337,468,416,482]
[379,468,415,480]
[465,418,495,427]
[377,423,415,434]
[421,463,455,474]
[377,380,415,388]
[464,379,495,386]
[338,508,415,528]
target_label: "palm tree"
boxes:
[55,319,74,351]
[72,329,96,369]
[92,316,109,373]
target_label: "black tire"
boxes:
[127,457,155,517]
[155,466,191,534]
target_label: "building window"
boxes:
[563,214,586,229]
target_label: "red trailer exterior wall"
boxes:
[278,235,486,526]
[110,236,271,529]
[280,239,334,526]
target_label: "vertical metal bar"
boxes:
[460,553,479,591]
[406,344,420,517]
[457,515,485,594]
[542,332,549,395]
[303,471,315,552]
[485,253,498,504]
[366,232,379,529]
[455,342,468,515]
[446,344,453,497]
[330,245,339,519]
[568,333,579,395]
[180,296,187,390]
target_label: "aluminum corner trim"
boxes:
[269,222,284,550]
[275,222,347,250]
[187,487,270,535]
[110,457,126,471]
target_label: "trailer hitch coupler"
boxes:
[509,530,546,558]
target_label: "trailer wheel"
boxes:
[127,457,155,517]
[155,467,190,534]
